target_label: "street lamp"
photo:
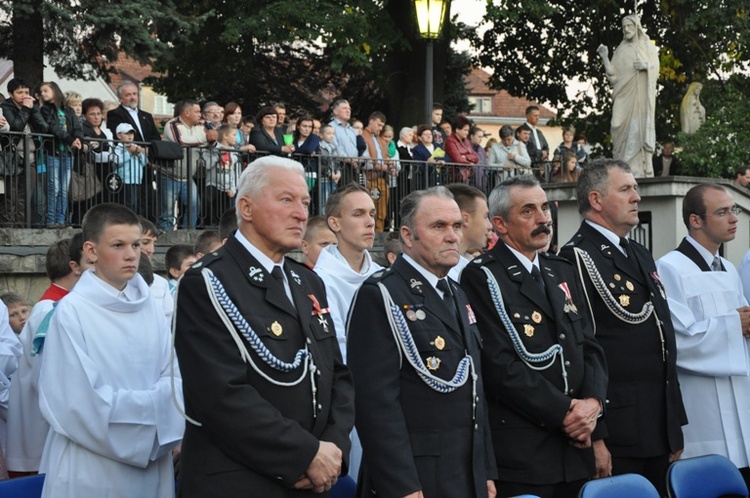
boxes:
[414,0,447,125]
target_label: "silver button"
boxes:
[306,338,312,344]
[318,403,323,409]
[559,333,566,340]
[565,361,571,367]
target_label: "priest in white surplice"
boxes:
[657,184,750,483]
[38,204,184,498]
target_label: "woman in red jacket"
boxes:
[443,114,478,183]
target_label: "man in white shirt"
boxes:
[446,183,491,281]
[657,183,750,487]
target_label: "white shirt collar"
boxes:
[686,235,719,268]
[234,230,284,275]
[504,243,540,274]
[402,253,442,293]
[331,245,372,275]
[90,272,141,301]
[586,220,627,256]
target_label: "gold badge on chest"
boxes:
[619,294,630,307]
[524,324,535,337]
[426,356,441,370]
[270,321,283,336]
[432,336,446,350]
[531,311,542,324]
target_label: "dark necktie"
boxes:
[530,265,545,295]
[619,237,631,257]
[271,266,293,305]
[437,279,458,321]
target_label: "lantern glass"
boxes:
[415,0,446,39]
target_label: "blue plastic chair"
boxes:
[667,453,749,498]
[579,473,660,498]
[0,474,45,498]
[330,474,357,498]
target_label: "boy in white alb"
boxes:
[38,203,184,498]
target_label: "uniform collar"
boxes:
[586,220,627,256]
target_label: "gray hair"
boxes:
[235,156,306,224]
[399,127,413,140]
[116,81,138,98]
[202,101,220,114]
[400,186,454,242]
[577,159,631,214]
[489,175,540,220]
[499,125,514,139]
[331,99,350,112]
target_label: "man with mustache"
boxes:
[461,175,607,498]
[559,159,685,495]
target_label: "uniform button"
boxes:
[500,419,506,424]
[666,381,670,387]
[565,361,571,367]
[276,476,283,480]
[474,424,479,430]
[306,338,312,344]
[318,404,323,410]
[665,349,670,357]
[569,389,574,395]
[559,333,566,340]
[651,292,655,297]
[475,396,480,402]
[606,399,610,404]
[316,370,322,376]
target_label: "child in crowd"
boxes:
[37,203,184,497]
[113,123,147,215]
[193,230,222,260]
[6,235,91,477]
[0,293,30,334]
[317,124,342,213]
[165,244,197,294]
[202,124,241,226]
[301,215,337,269]
[138,217,173,321]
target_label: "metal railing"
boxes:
[0,130,555,230]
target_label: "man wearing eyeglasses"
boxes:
[559,159,686,495]
[657,184,750,488]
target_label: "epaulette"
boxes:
[563,232,585,247]
[541,251,574,266]
[187,251,221,272]
[466,251,495,268]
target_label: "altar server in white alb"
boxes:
[657,184,750,484]
[0,299,22,453]
[38,203,185,498]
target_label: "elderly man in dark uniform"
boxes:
[461,175,607,498]
[558,159,686,495]
[174,156,354,497]
[348,186,497,498]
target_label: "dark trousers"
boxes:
[612,454,670,496]
[495,478,587,498]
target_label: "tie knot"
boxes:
[530,265,542,279]
[437,278,451,297]
[619,237,630,249]
[271,266,285,281]
[711,256,722,272]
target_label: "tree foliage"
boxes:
[472,0,750,167]
[0,0,195,86]
[678,76,750,178]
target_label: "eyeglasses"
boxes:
[704,205,741,218]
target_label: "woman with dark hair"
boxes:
[443,114,478,183]
[39,81,83,227]
[80,98,113,210]
[293,116,326,210]
[248,106,294,156]
[222,102,256,153]
[412,124,446,189]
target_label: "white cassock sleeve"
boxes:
[0,301,22,410]
[38,302,183,469]
[657,255,750,378]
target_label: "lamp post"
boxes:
[414,0,447,125]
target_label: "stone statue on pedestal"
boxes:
[598,14,660,178]
[680,82,706,135]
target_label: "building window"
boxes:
[468,97,492,115]
[154,96,174,116]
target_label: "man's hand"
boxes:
[487,479,497,498]
[669,449,684,463]
[22,96,35,109]
[0,115,7,128]
[71,138,83,150]
[302,441,342,493]
[562,398,600,442]
[593,440,612,478]
[738,307,750,337]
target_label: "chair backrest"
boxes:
[330,474,357,498]
[0,474,45,498]
[579,473,660,498]
[667,454,749,498]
